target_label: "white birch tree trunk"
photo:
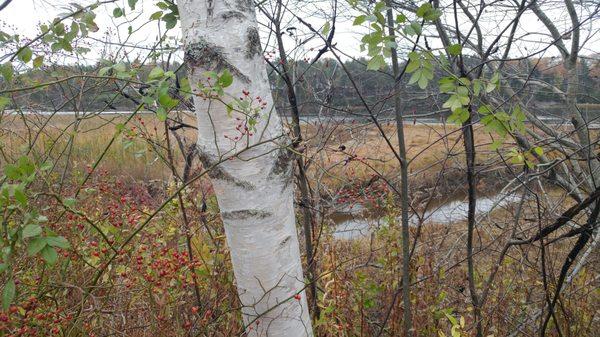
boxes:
[177,1,313,336]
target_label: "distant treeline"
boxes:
[4,56,600,118]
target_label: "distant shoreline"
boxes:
[4,109,599,128]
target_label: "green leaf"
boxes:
[0,96,9,110]
[416,3,432,18]
[1,247,11,261]
[63,197,76,208]
[65,21,79,41]
[60,39,73,52]
[367,55,385,71]
[53,22,65,36]
[2,278,15,310]
[374,1,386,13]
[128,0,138,9]
[408,69,421,85]
[447,44,462,56]
[179,77,192,98]
[443,95,464,112]
[482,115,508,137]
[40,246,58,265]
[447,107,470,124]
[158,92,179,109]
[150,11,163,20]
[422,66,433,80]
[33,56,44,68]
[486,72,500,93]
[113,7,124,18]
[472,79,482,96]
[0,263,7,274]
[156,106,167,121]
[148,67,164,80]
[162,13,177,29]
[22,225,42,238]
[79,22,88,37]
[456,86,469,97]
[353,15,366,26]
[491,72,500,84]
[18,47,32,63]
[50,42,62,52]
[405,59,420,73]
[533,146,544,156]
[1,62,13,82]
[439,77,456,93]
[98,66,111,76]
[445,313,458,326]
[85,19,99,33]
[490,139,503,151]
[322,22,331,36]
[513,105,525,121]
[385,40,397,50]
[478,104,493,115]
[218,70,233,88]
[27,237,47,256]
[46,236,70,249]
[17,156,33,175]
[13,186,27,206]
[407,51,419,62]
[113,62,127,73]
[410,22,422,35]
[403,24,416,36]
[4,164,19,179]
[417,73,429,89]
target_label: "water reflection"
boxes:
[332,193,521,240]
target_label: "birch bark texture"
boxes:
[177,0,313,336]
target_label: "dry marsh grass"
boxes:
[1,113,494,186]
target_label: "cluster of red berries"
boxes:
[0,297,73,336]
[122,242,202,292]
[264,50,276,62]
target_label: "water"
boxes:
[332,193,522,240]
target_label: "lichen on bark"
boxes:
[198,151,255,189]
[269,146,293,178]
[279,235,291,247]
[221,209,272,220]
[235,0,254,13]
[221,10,245,21]
[268,146,294,191]
[245,27,262,59]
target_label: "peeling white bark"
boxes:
[177,1,313,336]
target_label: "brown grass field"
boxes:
[0,112,597,336]
[1,112,499,189]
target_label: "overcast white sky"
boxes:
[1,0,599,65]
